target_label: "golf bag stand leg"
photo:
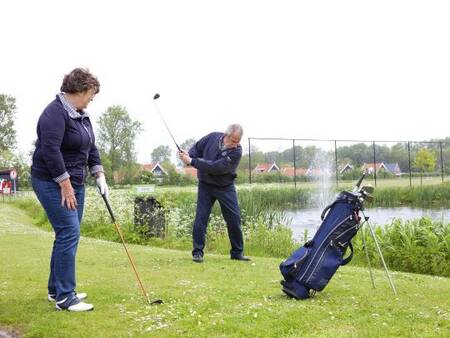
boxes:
[360,224,376,289]
[364,216,398,296]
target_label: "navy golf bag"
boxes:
[280,190,364,299]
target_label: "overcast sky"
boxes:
[1,0,449,163]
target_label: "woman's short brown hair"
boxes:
[60,68,100,94]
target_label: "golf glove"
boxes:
[96,174,109,199]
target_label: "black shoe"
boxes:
[230,255,251,261]
[192,254,203,263]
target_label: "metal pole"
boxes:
[334,140,339,188]
[248,138,252,185]
[293,139,297,189]
[440,142,444,183]
[365,217,397,295]
[361,225,376,289]
[372,141,377,187]
[408,141,412,187]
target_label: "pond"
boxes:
[286,207,450,240]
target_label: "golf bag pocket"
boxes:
[304,243,346,291]
[279,247,309,281]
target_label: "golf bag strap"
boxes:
[321,201,337,220]
[341,242,354,266]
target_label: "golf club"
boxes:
[360,185,375,194]
[353,171,367,192]
[153,93,181,151]
[101,194,163,306]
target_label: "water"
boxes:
[310,149,334,210]
[286,207,450,240]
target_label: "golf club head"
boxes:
[360,191,374,203]
[360,185,375,194]
[153,93,160,100]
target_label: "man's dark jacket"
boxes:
[189,132,242,187]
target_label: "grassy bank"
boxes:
[371,184,450,207]
[163,183,450,209]
[1,203,449,337]
[7,182,450,277]
[352,218,450,277]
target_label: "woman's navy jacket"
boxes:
[31,95,102,186]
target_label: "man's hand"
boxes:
[95,172,109,198]
[178,150,192,166]
[59,179,77,210]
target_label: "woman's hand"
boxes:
[59,179,77,210]
[95,172,109,198]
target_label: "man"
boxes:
[178,124,250,263]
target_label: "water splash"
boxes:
[310,148,335,210]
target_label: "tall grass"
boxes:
[352,218,450,277]
[371,183,450,207]
[6,191,299,259]
[6,184,450,276]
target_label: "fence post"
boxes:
[372,141,377,187]
[407,141,412,187]
[440,141,444,183]
[293,139,297,188]
[248,138,252,184]
[334,140,339,187]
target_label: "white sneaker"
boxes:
[55,298,94,312]
[48,292,87,302]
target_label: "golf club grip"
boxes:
[102,194,116,223]
[355,173,366,189]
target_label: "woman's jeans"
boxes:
[31,176,85,302]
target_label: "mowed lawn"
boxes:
[0,203,449,338]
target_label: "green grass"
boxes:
[351,218,450,277]
[0,203,449,337]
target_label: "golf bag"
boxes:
[280,190,364,299]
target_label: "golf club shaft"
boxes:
[153,101,181,151]
[353,172,366,192]
[101,195,151,305]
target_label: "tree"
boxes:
[0,94,17,151]
[413,148,436,185]
[151,145,171,163]
[97,105,142,175]
[180,138,196,152]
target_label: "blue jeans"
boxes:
[31,176,85,303]
[192,182,244,257]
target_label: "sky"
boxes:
[1,0,449,163]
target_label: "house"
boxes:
[339,163,354,174]
[384,163,402,175]
[253,162,280,174]
[281,167,309,177]
[142,162,167,177]
[180,166,198,179]
[362,162,401,176]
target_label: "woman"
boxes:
[31,68,108,312]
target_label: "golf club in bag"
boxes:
[101,194,163,305]
[279,172,396,299]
